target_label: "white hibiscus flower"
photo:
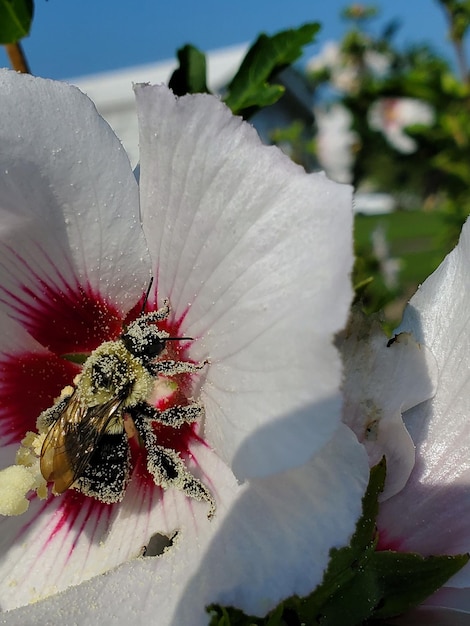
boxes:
[377,218,470,595]
[368,97,435,154]
[315,104,358,184]
[0,70,368,623]
[343,217,470,620]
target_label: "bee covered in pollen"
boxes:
[35,297,215,517]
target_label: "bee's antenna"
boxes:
[166,336,194,342]
[141,277,154,314]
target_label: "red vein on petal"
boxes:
[14,494,52,541]
[0,246,123,355]
[0,351,80,444]
[2,282,122,355]
[33,492,114,563]
[0,240,76,303]
[376,529,406,552]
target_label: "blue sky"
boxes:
[0,0,461,79]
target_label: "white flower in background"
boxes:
[308,40,341,74]
[375,217,470,608]
[364,49,391,77]
[371,225,401,289]
[343,216,470,617]
[315,104,358,184]
[308,41,358,93]
[0,70,368,623]
[368,98,435,154]
[308,40,391,94]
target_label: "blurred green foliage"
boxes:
[169,24,320,119]
[269,1,470,325]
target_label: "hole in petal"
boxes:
[142,530,178,557]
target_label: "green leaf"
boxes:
[207,459,469,625]
[207,603,285,626]
[371,551,470,619]
[168,44,209,96]
[61,352,90,365]
[352,457,385,549]
[0,0,33,44]
[353,276,375,299]
[224,23,320,118]
[207,604,264,626]
[284,459,386,626]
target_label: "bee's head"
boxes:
[121,317,167,363]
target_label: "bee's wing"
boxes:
[40,390,126,494]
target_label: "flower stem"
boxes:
[5,42,31,74]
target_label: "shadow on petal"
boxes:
[173,423,368,623]
[231,395,343,481]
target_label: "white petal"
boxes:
[0,309,48,356]
[424,587,470,613]
[396,98,435,127]
[0,425,368,623]
[136,84,354,479]
[377,218,470,584]
[0,70,150,317]
[341,311,437,499]
[0,437,228,611]
[386,128,417,154]
[392,606,470,625]
[182,425,368,619]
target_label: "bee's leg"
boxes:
[138,299,170,324]
[132,400,204,428]
[130,411,215,518]
[148,359,208,377]
[74,432,131,504]
[125,301,170,339]
[36,392,73,431]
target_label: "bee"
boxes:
[38,297,215,516]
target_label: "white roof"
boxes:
[69,44,248,165]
